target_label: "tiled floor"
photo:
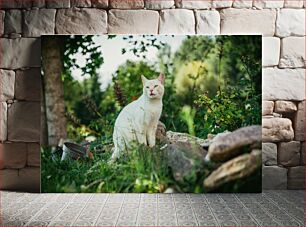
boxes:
[1,190,304,226]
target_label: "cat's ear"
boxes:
[158,73,165,85]
[141,75,147,84]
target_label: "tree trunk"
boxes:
[40,76,48,146]
[42,36,67,146]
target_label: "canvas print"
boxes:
[41,35,262,193]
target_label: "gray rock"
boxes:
[108,10,159,34]
[0,102,7,142]
[56,8,107,34]
[0,0,31,8]
[145,0,175,9]
[15,68,42,101]
[159,9,195,34]
[294,101,305,141]
[4,10,22,34]
[32,0,46,8]
[0,11,4,35]
[301,142,305,165]
[278,141,301,167]
[0,143,27,169]
[276,9,305,37]
[262,166,287,189]
[262,143,277,166]
[166,131,206,146]
[204,150,261,191]
[274,100,297,113]
[0,167,40,192]
[8,102,41,142]
[46,0,70,8]
[110,0,144,8]
[92,0,108,8]
[262,118,294,142]
[206,125,261,162]
[71,0,91,7]
[163,138,207,182]
[288,166,304,189]
[0,38,41,69]
[263,68,305,101]
[23,9,56,37]
[0,69,15,102]
[27,143,40,167]
[262,101,274,115]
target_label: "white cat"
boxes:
[110,74,165,162]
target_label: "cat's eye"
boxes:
[154,85,158,88]
[146,86,149,88]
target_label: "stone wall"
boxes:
[0,0,304,192]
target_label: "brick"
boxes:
[280,37,305,68]
[294,101,305,141]
[262,37,280,66]
[0,0,31,9]
[232,0,252,8]
[263,68,305,101]
[284,0,304,8]
[46,0,70,8]
[262,101,274,116]
[262,143,277,166]
[0,102,7,142]
[108,10,159,34]
[0,10,4,35]
[288,166,304,189]
[27,143,40,167]
[23,9,56,37]
[56,8,107,34]
[274,101,297,113]
[145,0,175,9]
[8,102,40,142]
[262,118,294,142]
[212,0,232,8]
[0,38,41,69]
[4,9,22,34]
[0,167,40,192]
[263,166,287,189]
[195,10,220,35]
[0,143,27,169]
[0,69,15,102]
[253,0,284,8]
[110,0,144,8]
[301,142,305,165]
[32,0,46,8]
[71,0,91,7]
[91,0,108,8]
[220,9,276,36]
[15,68,42,101]
[276,9,305,37]
[175,0,212,8]
[160,9,195,34]
[278,141,301,167]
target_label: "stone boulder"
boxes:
[262,118,294,142]
[162,131,207,182]
[166,131,206,146]
[262,101,274,115]
[204,149,261,191]
[274,101,297,113]
[206,125,261,162]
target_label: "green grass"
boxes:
[41,142,176,193]
[41,141,261,193]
